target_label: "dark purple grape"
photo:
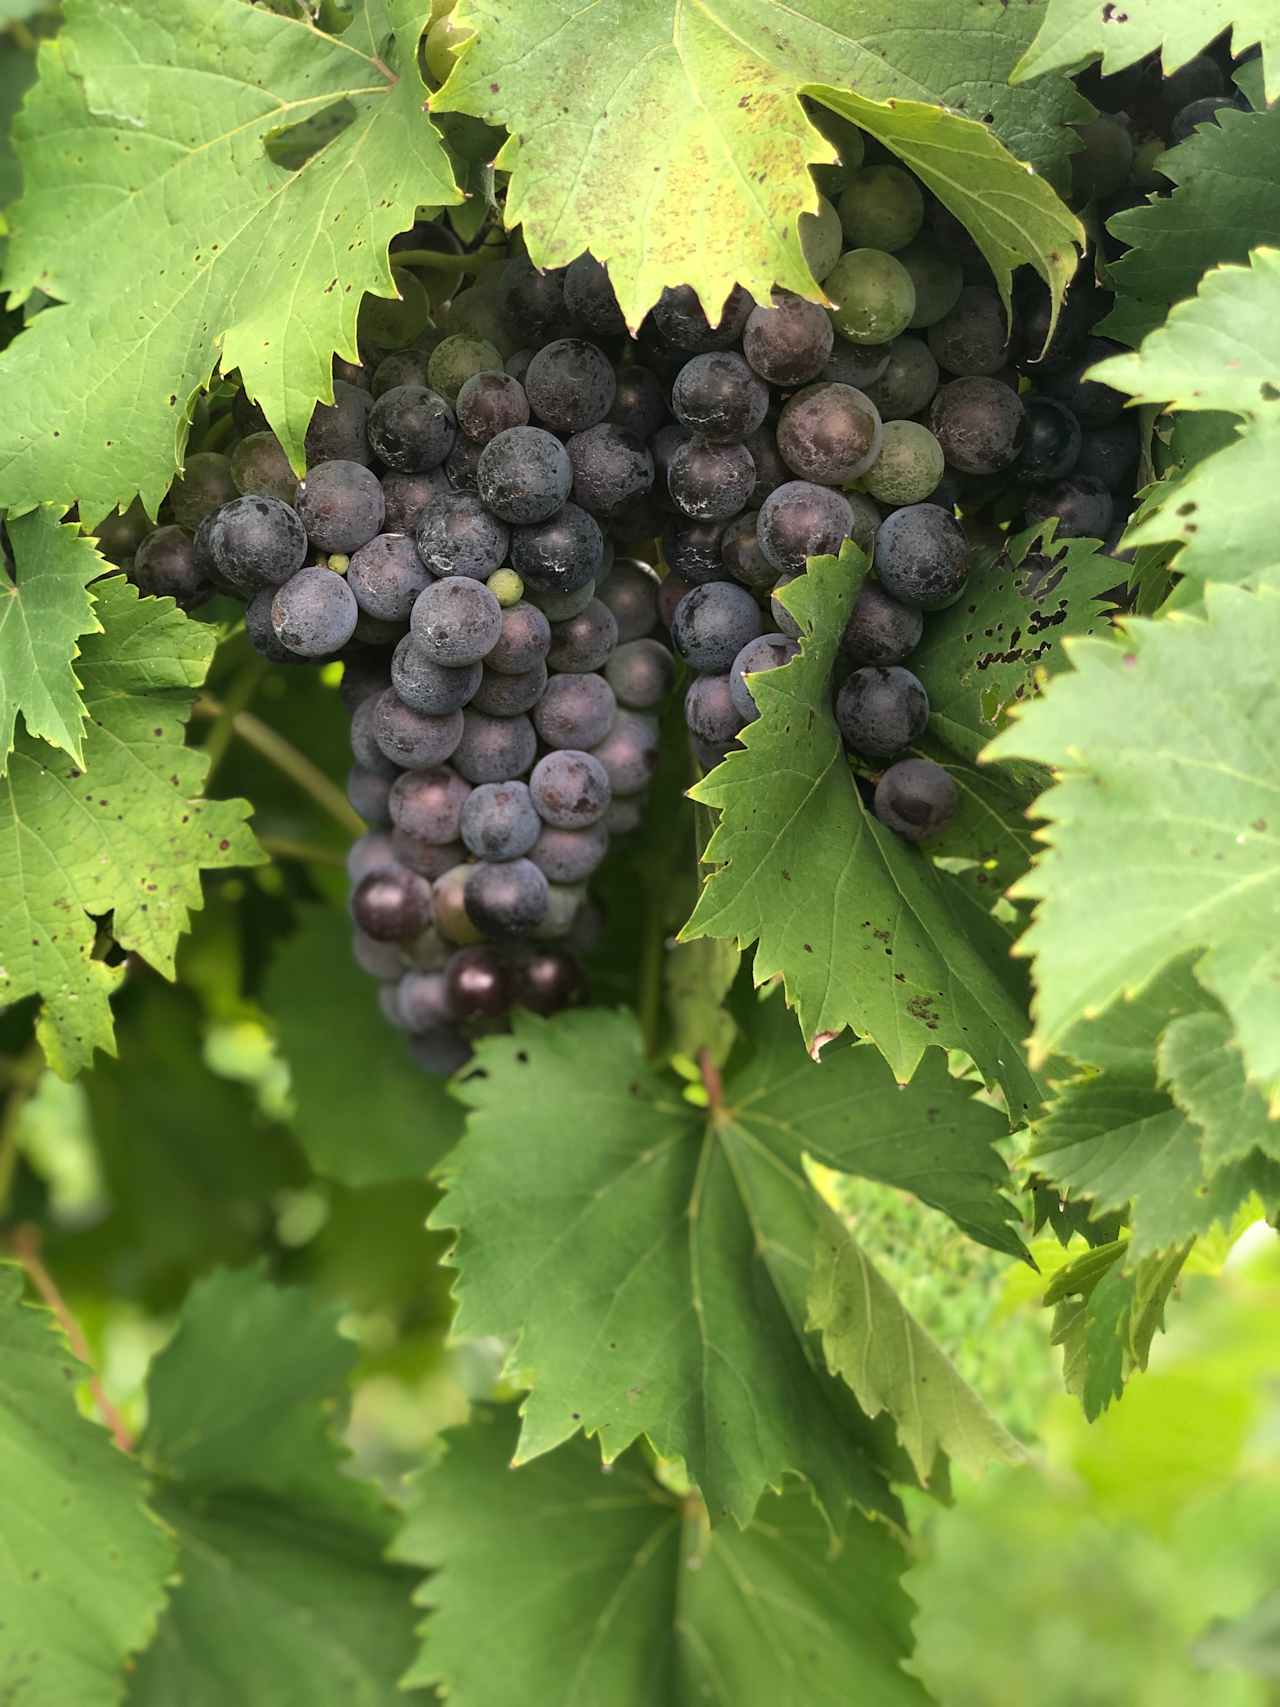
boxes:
[451,710,538,783]
[563,254,627,336]
[390,765,472,843]
[652,283,753,351]
[373,688,463,768]
[608,366,668,440]
[464,858,550,936]
[864,337,940,422]
[297,461,385,553]
[651,423,691,496]
[392,832,466,880]
[408,1026,473,1077]
[506,348,534,383]
[1017,396,1083,484]
[743,425,790,507]
[1043,338,1127,429]
[208,495,308,593]
[397,969,456,1032]
[926,287,1009,377]
[446,944,512,1018]
[415,491,509,580]
[728,632,798,722]
[305,381,372,465]
[757,481,853,575]
[445,434,485,495]
[874,504,968,610]
[670,581,763,672]
[604,638,675,710]
[1011,268,1096,376]
[339,647,392,709]
[525,339,616,433]
[372,350,430,397]
[597,559,659,643]
[511,502,603,596]
[347,764,394,824]
[502,257,568,342]
[477,425,573,525]
[352,927,404,979]
[367,385,456,472]
[873,757,958,842]
[671,352,769,442]
[271,568,359,656]
[534,672,617,749]
[353,609,405,648]
[349,694,389,770]
[566,425,655,517]
[547,599,618,673]
[1075,420,1139,492]
[668,440,756,522]
[530,749,612,827]
[530,822,609,883]
[684,673,744,744]
[1169,94,1236,146]
[841,583,924,665]
[488,600,552,674]
[776,383,882,485]
[836,666,929,760]
[381,468,448,533]
[512,948,584,1015]
[663,518,729,585]
[131,526,212,609]
[170,452,236,531]
[348,533,430,622]
[456,371,531,444]
[471,659,548,717]
[928,378,1026,475]
[410,576,503,666]
[352,866,433,942]
[720,511,777,593]
[347,830,397,886]
[459,780,541,861]
[1024,476,1115,540]
[743,293,835,386]
[391,635,482,714]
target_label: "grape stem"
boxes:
[201,655,269,779]
[698,1048,724,1118]
[194,695,364,836]
[259,834,348,867]
[6,1223,137,1454]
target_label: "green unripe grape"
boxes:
[825,249,916,346]
[837,165,924,253]
[488,568,524,607]
[799,195,842,283]
[896,236,964,330]
[359,267,433,351]
[372,348,432,397]
[327,553,351,575]
[424,13,469,85]
[442,283,519,359]
[230,431,299,505]
[428,334,504,402]
[859,420,945,505]
[170,451,236,530]
[810,106,866,197]
[1069,113,1134,203]
[434,864,484,947]
[93,497,150,564]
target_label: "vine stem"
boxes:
[193,695,363,837]
[391,246,503,272]
[7,1224,136,1454]
[259,834,347,867]
[698,1048,724,1119]
[201,655,269,780]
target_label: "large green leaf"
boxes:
[0,1267,175,1707]
[128,1267,424,1705]
[0,577,260,1075]
[1094,249,1280,590]
[681,547,1040,1117]
[0,0,459,523]
[431,996,1019,1528]
[434,0,1084,330]
[988,582,1280,1110]
[394,1408,926,1705]
[1013,2,1280,105]
[0,508,102,772]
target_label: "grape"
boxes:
[347,830,397,886]
[822,335,891,390]
[861,420,945,505]
[874,503,968,610]
[271,567,359,657]
[1011,268,1096,376]
[471,659,548,716]
[652,283,753,351]
[352,866,434,942]
[511,502,603,595]
[348,533,431,622]
[347,764,394,824]
[670,581,764,672]
[927,287,1009,378]
[352,927,406,980]
[840,583,924,665]
[132,526,211,609]
[367,384,457,472]
[825,249,916,345]
[864,336,940,421]
[605,638,675,709]
[391,635,482,714]
[372,350,431,396]
[501,257,568,342]
[488,600,552,673]
[742,293,834,387]
[340,648,393,709]
[445,435,485,495]
[428,334,505,403]
[305,381,373,466]
[1160,53,1224,112]
[459,780,541,861]
[353,610,404,648]
[297,461,385,553]
[373,688,464,768]
[663,518,728,585]
[566,424,655,517]
[465,858,551,936]
[547,599,618,673]
[1024,475,1115,540]
[684,672,745,744]
[446,945,512,1018]
[563,254,627,336]
[651,422,690,491]
[1170,95,1242,145]
[393,830,466,880]
[435,866,485,947]
[873,757,958,843]
[415,490,509,579]
[608,366,668,441]
[530,749,611,827]
[441,282,519,359]
[928,378,1026,475]
[506,348,534,383]
[360,265,432,349]
[208,496,307,593]
[598,559,658,642]
[475,425,572,526]
[776,382,882,485]
[757,481,853,575]
[397,969,456,1033]
[524,339,616,434]
[1075,420,1139,492]
[896,237,964,330]
[530,881,588,941]
[350,693,393,770]
[455,371,531,446]
[512,948,584,1015]
[668,439,756,521]
[1017,396,1083,484]
[381,468,447,533]
[720,510,777,593]
[534,672,617,749]
[1042,338,1127,429]
[408,1027,473,1077]
[671,352,769,442]
[729,632,798,722]
[531,821,609,883]
[799,195,843,282]
[411,576,503,666]
[170,452,236,530]
[488,568,524,608]
[835,665,929,760]
[451,709,538,783]
[589,711,659,795]
[838,165,924,252]
[93,498,150,564]
[769,575,802,639]
[390,765,472,843]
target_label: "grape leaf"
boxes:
[434,0,1085,331]
[681,546,1040,1117]
[0,1267,175,1707]
[1046,1239,1190,1418]
[0,33,37,220]
[263,906,464,1187]
[1101,103,1280,349]
[0,0,459,523]
[393,1408,926,1705]
[1013,3,1280,105]
[430,995,1018,1529]
[128,1266,425,1705]
[0,508,102,772]
[1092,248,1280,590]
[0,577,260,1077]
[988,582,1280,1110]
[808,1202,1025,1481]
[1158,1011,1280,1170]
